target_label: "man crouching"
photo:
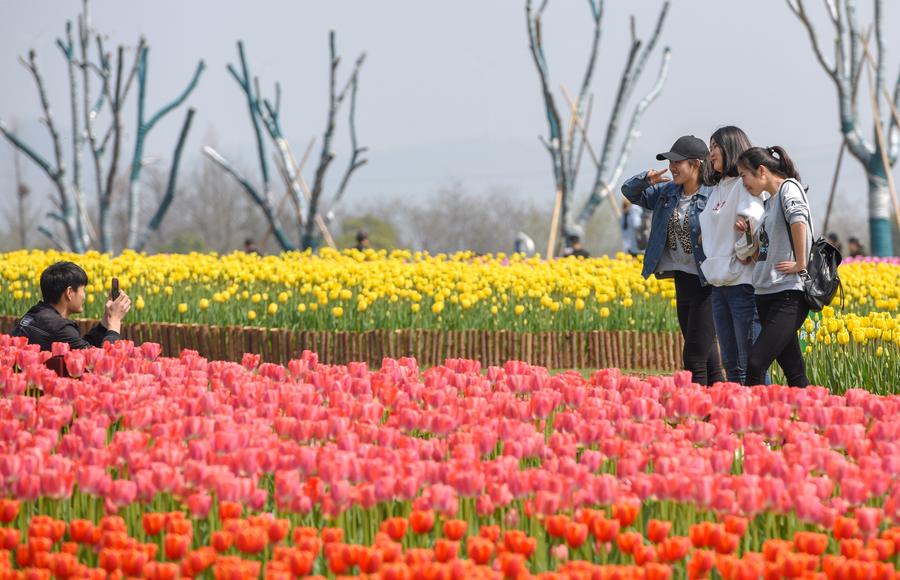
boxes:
[11,261,131,350]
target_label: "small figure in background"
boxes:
[514,232,536,256]
[826,232,842,253]
[847,237,865,257]
[354,230,370,251]
[243,238,258,253]
[561,234,590,258]
[621,199,645,256]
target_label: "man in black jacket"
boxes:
[11,261,132,350]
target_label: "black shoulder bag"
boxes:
[779,179,844,311]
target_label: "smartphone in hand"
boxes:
[111,278,120,300]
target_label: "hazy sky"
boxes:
[1,0,897,242]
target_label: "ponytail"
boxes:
[737,146,801,181]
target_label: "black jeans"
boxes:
[674,271,724,386]
[747,290,809,387]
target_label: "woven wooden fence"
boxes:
[0,316,683,370]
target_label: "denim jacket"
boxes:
[621,171,710,285]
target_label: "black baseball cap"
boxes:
[656,135,709,161]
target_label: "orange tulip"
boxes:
[378,540,403,563]
[98,548,121,572]
[443,519,468,542]
[762,539,793,562]
[612,500,640,528]
[822,554,846,579]
[380,562,412,580]
[211,530,233,553]
[724,515,749,537]
[60,541,78,555]
[164,534,190,561]
[645,562,673,580]
[120,548,149,577]
[715,532,739,555]
[794,532,828,556]
[218,501,243,521]
[658,536,691,563]
[144,561,180,580]
[0,527,19,550]
[687,549,716,579]
[545,514,570,539]
[498,552,528,578]
[615,531,643,555]
[564,522,588,549]
[326,546,350,575]
[867,538,894,561]
[410,510,435,534]
[100,516,127,533]
[235,526,267,555]
[68,520,93,544]
[288,550,315,576]
[466,537,494,565]
[0,500,19,524]
[185,547,216,576]
[358,546,384,573]
[479,525,500,543]
[434,539,459,563]
[834,516,860,540]
[381,517,409,541]
[779,552,808,578]
[648,519,673,544]
[633,543,658,566]
[591,515,620,543]
[294,534,322,556]
[165,517,192,538]
[405,547,434,567]
[690,522,711,548]
[142,513,165,537]
[268,519,290,544]
[321,527,344,544]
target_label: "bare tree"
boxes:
[6,122,31,248]
[786,0,899,256]
[526,0,671,255]
[0,0,203,253]
[146,147,269,253]
[204,33,367,251]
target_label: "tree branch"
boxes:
[332,57,368,206]
[228,41,270,192]
[135,107,195,251]
[126,46,205,248]
[203,146,295,251]
[787,0,839,81]
[578,47,671,229]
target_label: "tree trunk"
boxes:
[866,157,893,257]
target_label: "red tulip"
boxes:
[564,522,588,549]
[442,518,468,541]
[410,509,435,534]
[142,513,165,537]
[647,519,672,543]
[163,534,190,561]
[380,517,409,541]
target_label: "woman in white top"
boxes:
[698,127,765,384]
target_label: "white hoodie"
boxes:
[698,176,765,286]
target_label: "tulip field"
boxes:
[2,250,900,392]
[2,332,900,578]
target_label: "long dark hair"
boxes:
[736,146,801,181]
[706,126,752,184]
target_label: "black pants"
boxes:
[747,290,809,387]
[674,272,724,386]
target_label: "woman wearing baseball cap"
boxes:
[621,135,724,386]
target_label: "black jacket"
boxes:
[10,302,121,351]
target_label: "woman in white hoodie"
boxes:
[698,126,765,384]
